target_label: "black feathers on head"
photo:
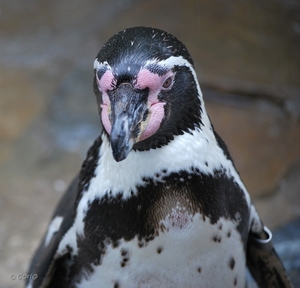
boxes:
[95,27,194,68]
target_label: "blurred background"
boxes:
[0,0,299,287]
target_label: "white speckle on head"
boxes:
[44,216,63,247]
[128,66,131,71]
[131,40,134,46]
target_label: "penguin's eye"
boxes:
[162,77,173,89]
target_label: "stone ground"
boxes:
[0,0,299,287]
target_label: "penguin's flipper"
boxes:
[26,175,79,288]
[26,136,102,288]
[247,226,293,288]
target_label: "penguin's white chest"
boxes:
[77,208,246,288]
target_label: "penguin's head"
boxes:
[93,27,203,162]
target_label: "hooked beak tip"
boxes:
[112,148,129,162]
[110,132,134,162]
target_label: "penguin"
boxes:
[26,27,292,288]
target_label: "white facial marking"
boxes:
[93,59,111,71]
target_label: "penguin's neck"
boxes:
[86,128,235,200]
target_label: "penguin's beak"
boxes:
[108,84,148,162]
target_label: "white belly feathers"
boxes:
[78,209,246,288]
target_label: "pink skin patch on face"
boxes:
[98,70,115,92]
[136,69,174,104]
[96,70,115,135]
[100,103,112,135]
[136,69,173,140]
[96,67,173,140]
[139,102,166,141]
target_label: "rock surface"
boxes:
[0,0,299,287]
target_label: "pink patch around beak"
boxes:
[97,70,114,135]
[100,103,112,135]
[139,102,166,141]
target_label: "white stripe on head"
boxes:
[93,59,111,71]
[144,56,213,140]
[144,56,204,106]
